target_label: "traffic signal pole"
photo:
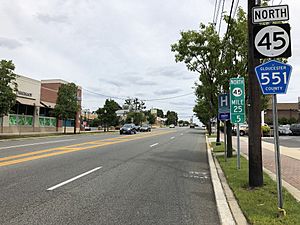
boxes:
[248,0,263,187]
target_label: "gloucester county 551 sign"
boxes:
[255,60,292,95]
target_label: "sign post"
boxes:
[230,78,245,169]
[255,59,292,214]
[218,93,230,161]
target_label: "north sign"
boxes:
[254,23,291,59]
[252,5,289,24]
[255,60,292,95]
[230,78,245,124]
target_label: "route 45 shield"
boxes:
[255,60,292,95]
[254,23,291,59]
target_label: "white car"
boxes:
[169,124,175,128]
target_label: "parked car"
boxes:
[169,124,175,128]
[232,124,248,136]
[134,125,140,132]
[290,124,300,135]
[120,124,136,135]
[140,124,151,132]
[278,124,292,135]
[190,123,195,128]
[84,126,91,131]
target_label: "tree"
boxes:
[0,60,18,133]
[156,109,164,118]
[171,23,222,136]
[147,113,156,125]
[54,83,79,134]
[166,111,178,125]
[125,112,145,125]
[123,98,146,112]
[96,99,121,131]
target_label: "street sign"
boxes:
[230,78,245,124]
[218,93,230,121]
[252,5,289,24]
[255,60,292,95]
[254,23,291,59]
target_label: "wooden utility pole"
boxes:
[248,0,263,187]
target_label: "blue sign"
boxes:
[255,60,292,95]
[218,93,230,121]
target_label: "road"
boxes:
[0,128,219,225]
[262,135,300,148]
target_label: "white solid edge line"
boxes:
[0,139,77,150]
[47,166,102,191]
[170,137,175,139]
[150,143,159,147]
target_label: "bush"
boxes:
[261,125,270,134]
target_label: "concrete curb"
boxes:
[206,135,236,225]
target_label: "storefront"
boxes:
[1,76,82,134]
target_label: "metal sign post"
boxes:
[237,123,241,169]
[272,94,283,210]
[224,122,227,162]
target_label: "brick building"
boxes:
[1,75,82,134]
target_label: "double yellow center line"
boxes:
[0,130,175,167]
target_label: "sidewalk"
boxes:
[231,135,300,201]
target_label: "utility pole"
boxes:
[248,0,263,187]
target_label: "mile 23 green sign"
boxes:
[230,78,245,124]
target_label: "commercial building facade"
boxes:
[1,75,82,134]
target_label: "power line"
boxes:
[82,87,194,102]
[218,0,226,34]
[142,92,194,102]
[212,0,219,24]
[232,0,240,19]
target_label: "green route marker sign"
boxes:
[230,77,245,124]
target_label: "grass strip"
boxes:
[211,141,225,152]
[216,155,300,225]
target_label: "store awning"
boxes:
[40,101,56,109]
[17,98,38,106]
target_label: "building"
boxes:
[1,75,82,134]
[264,99,299,124]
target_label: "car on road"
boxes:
[134,125,140,132]
[290,124,300,135]
[232,124,248,136]
[120,124,136,135]
[140,124,151,132]
[169,124,175,128]
[190,123,195,128]
[278,124,292,135]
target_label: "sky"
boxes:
[0,0,299,122]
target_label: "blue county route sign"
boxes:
[255,60,292,95]
[218,93,230,121]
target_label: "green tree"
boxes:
[97,99,121,131]
[156,109,164,118]
[125,112,145,125]
[171,23,221,135]
[54,83,79,134]
[166,111,178,125]
[0,60,18,133]
[147,113,156,125]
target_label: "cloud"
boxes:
[36,13,69,24]
[0,37,22,49]
[169,101,195,106]
[134,80,157,86]
[154,88,182,95]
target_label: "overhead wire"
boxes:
[82,87,194,102]
[218,0,226,34]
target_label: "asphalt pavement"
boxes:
[262,135,300,148]
[0,128,219,225]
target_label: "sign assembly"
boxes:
[230,78,245,124]
[255,60,292,95]
[218,93,230,121]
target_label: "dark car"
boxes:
[120,124,136,135]
[134,125,140,132]
[140,124,151,132]
[290,124,300,135]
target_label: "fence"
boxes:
[9,114,33,126]
[39,116,57,127]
